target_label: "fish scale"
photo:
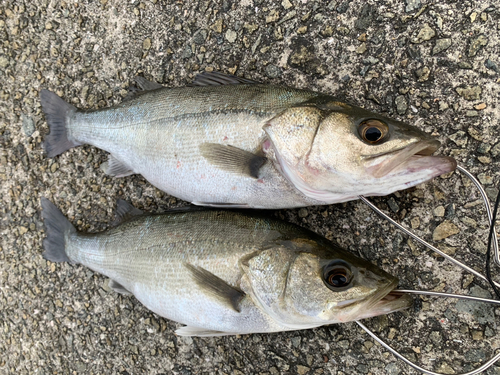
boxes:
[66,85,319,207]
[63,211,296,333]
[42,199,412,336]
[41,72,456,208]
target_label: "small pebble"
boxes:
[468,34,488,57]
[436,362,456,374]
[456,86,482,101]
[432,38,452,55]
[412,24,435,43]
[298,208,308,218]
[432,221,460,241]
[225,29,237,43]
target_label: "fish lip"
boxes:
[352,280,413,320]
[365,139,443,178]
[365,290,413,315]
[335,278,399,315]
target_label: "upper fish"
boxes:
[41,198,412,336]
[40,72,456,209]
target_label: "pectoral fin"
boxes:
[185,263,244,313]
[200,143,266,179]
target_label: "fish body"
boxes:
[41,72,456,208]
[42,198,411,336]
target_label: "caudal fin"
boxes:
[40,89,80,157]
[41,197,76,262]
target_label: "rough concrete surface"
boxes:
[1,0,500,374]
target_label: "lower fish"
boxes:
[40,72,456,209]
[42,198,411,336]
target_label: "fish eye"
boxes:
[358,119,389,144]
[323,261,353,290]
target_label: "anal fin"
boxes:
[108,279,132,295]
[175,326,237,337]
[200,143,266,179]
[192,201,250,208]
[100,155,134,177]
[113,200,143,225]
[185,263,244,313]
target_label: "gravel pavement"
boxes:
[1,0,500,374]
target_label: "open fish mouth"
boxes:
[365,140,457,179]
[354,285,413,320]
[336,279,413,322]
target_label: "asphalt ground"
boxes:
[1,0,499,374]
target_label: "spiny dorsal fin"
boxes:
[199,143,266,179]
[108,279,132,295]
[113,200,143,226]
[185,263,244,313]
[189,71,260,87]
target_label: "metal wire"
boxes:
[456,165,499,265]
[393,289,500,305]
[357,195,500,289]
[355,165,500,374]
[356,320,500,375]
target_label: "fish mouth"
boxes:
[350,283,413,321]
[335,279,413,322]
[365,140,456,179]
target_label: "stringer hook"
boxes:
[356,164,500,374]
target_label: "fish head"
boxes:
[241,239,412,329]
[263,101,456,202]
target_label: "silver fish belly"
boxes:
[64,84,319,208]
[40,72,456,208]
[41,199,411,336]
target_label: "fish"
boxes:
[40,72,456,209]
[41,198,412,336]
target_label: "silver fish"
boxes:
[40,72,456,208]
[41,198,411,336]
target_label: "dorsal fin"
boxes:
[113,200,143,225]
[189,71,260,87]
[135,76,164,91]
[123,77,164,101]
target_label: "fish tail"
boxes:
[41,197,76,263]
[40,89,81,157]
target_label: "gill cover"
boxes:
[241,248,331,329]
[263,106,328,200]
[264,104,360,201]
[240,242,385,328]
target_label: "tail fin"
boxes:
[40,89,80,157]
[41,197,76,262]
